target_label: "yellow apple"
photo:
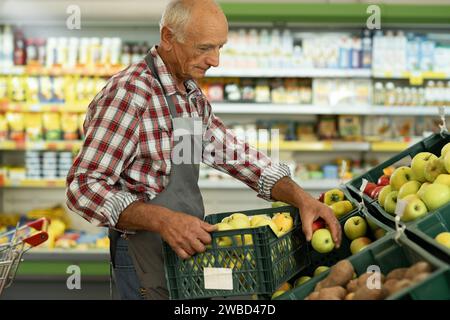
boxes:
[313,266,330,277]
[250,214,271,227]
[411,152,438,182]
[434,174,450,187]
[417,182,431,199]
[330,200,353,218]
[400,194,428,222]
[294,276,311,287]
[419,183,450,211]
[253,218,279,235]
[398,180,421,199]
[390,166,416,191]
[441,142,450,158]
[378,185,392,208]
[272,212,294,236]
[228,214,251,229]
[350,237,372,254]
[435,232,450,248]
[424,158,446,182]
[384,191,399,215]
[215,222,233,246]
[311,229,335,253]
[271,290,286,300]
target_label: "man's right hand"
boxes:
[159,210,217,260]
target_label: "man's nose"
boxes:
[206,49,220,67]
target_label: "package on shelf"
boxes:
[5,112,25,141]
[0,113,7,141]
[338,115,362,141]
[317,116,338,140]
[24,112,43,141]
[61,112,80,140]
[312,79,371,106]
[42,112,62,140]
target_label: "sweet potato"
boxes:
[386,268,408,281]
[305,291,320,300]
[357,271,385,288]
[318,286,347,300]
[346,279,359,293]
[404,262,432,280]
[411,272,430,284]
[384,279,412,296]
[314,259,354,291]
[345,292,355,300]
[353,286,389,300]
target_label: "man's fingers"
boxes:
[197,229,213,245]
[323,212,342,248]
[191,238,206,254]
[202,222,217,233]
[175,247,190,260]
[302,216,313,242]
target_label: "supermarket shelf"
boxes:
[0,140,83,151]
[212,104,450,116]
[373,70,450,80]
[207,68,372,78]
[1,179,67,188]
[199,179,347,190]
[371,141,412,152]
[0,101,87,113]
[25,249,109,261]
[0,65,125,77]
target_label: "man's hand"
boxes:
[159,211,217,259]
[271,177,342,248]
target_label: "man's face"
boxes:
[170,17,228,81]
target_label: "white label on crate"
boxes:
[203,268,233,290]
[395,199,408,219]
[360,178,368,193]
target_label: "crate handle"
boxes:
[394,199,407,243]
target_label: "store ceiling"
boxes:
[1,0,449,25]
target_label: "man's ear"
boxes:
[160,26,174,51]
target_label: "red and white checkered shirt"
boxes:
[66,46,291,228]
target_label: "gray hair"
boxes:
[159,0,192,43]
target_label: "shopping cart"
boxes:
[0,217,49,296]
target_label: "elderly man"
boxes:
[66,0,341,300]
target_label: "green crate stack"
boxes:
[277,233,450,300]
[163,205,308,300]
[271,207,391,298]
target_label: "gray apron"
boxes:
[126,53,205,299]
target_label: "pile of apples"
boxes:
[318,188,355,218]
[367,142,450,222]
[309,214,386,255]
[214,212,295,247]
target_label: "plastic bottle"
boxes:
[373,82,384,106]
[13,29,27,66]
[425,81,435,106]
[26,38,37,65]
[3,25,14,68]
[361,30,372,69]
[384,82,396,106]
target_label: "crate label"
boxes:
[395,199,407,218]
[203,268,233,290]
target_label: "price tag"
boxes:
[394,199,408,242]
[359,178,368,194]
[203,268,233,290]
[409,72,423,86]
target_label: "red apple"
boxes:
[363,182,377,196]
[312,218,326,233]
[318,192,325,203]
[370,186,384,199]
[377,175,390,186]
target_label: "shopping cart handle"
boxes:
[26,217,50,232]
[23,231,49,247]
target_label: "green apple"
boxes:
[294,276,311,287]
[272,201,288,208]
[411,152,438,182]
[420,183,450,211]
[434,174,450,187]
[441,142,450,158]
[350,237,372,255]
[374,228,386,239]
[417,182,431,199]
[344,216,368,240]
[424,158,446,182]
[390,166,416,191]
[398,180,421,199]
[400,194,428,222]
[271,290,286,299]
[221,216,231,223]
[378,185,392,208]
[435,232,450,248]
[313,266,330,277]
[384,191,399,215]
[311,229,335,253]
[215,222,233,246]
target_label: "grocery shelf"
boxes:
[0,140,83,151]
[212,104,450,116]
[0,101,87,113]
[207,68,371,78]
[1,178,66,188]
[0,65,124,77]
[373,70,450,80]
[371,141,412,152]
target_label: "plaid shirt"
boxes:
[66,46,291,228]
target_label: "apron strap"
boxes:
[144,52,178,119]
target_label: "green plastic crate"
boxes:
[346,133,450,203]
[163,205,308,300]
[271,207,392,299]
[346,133,450,228]
[407,204,450,262]
[278,233,450,300]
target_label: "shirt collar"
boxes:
[150,46,201,97]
